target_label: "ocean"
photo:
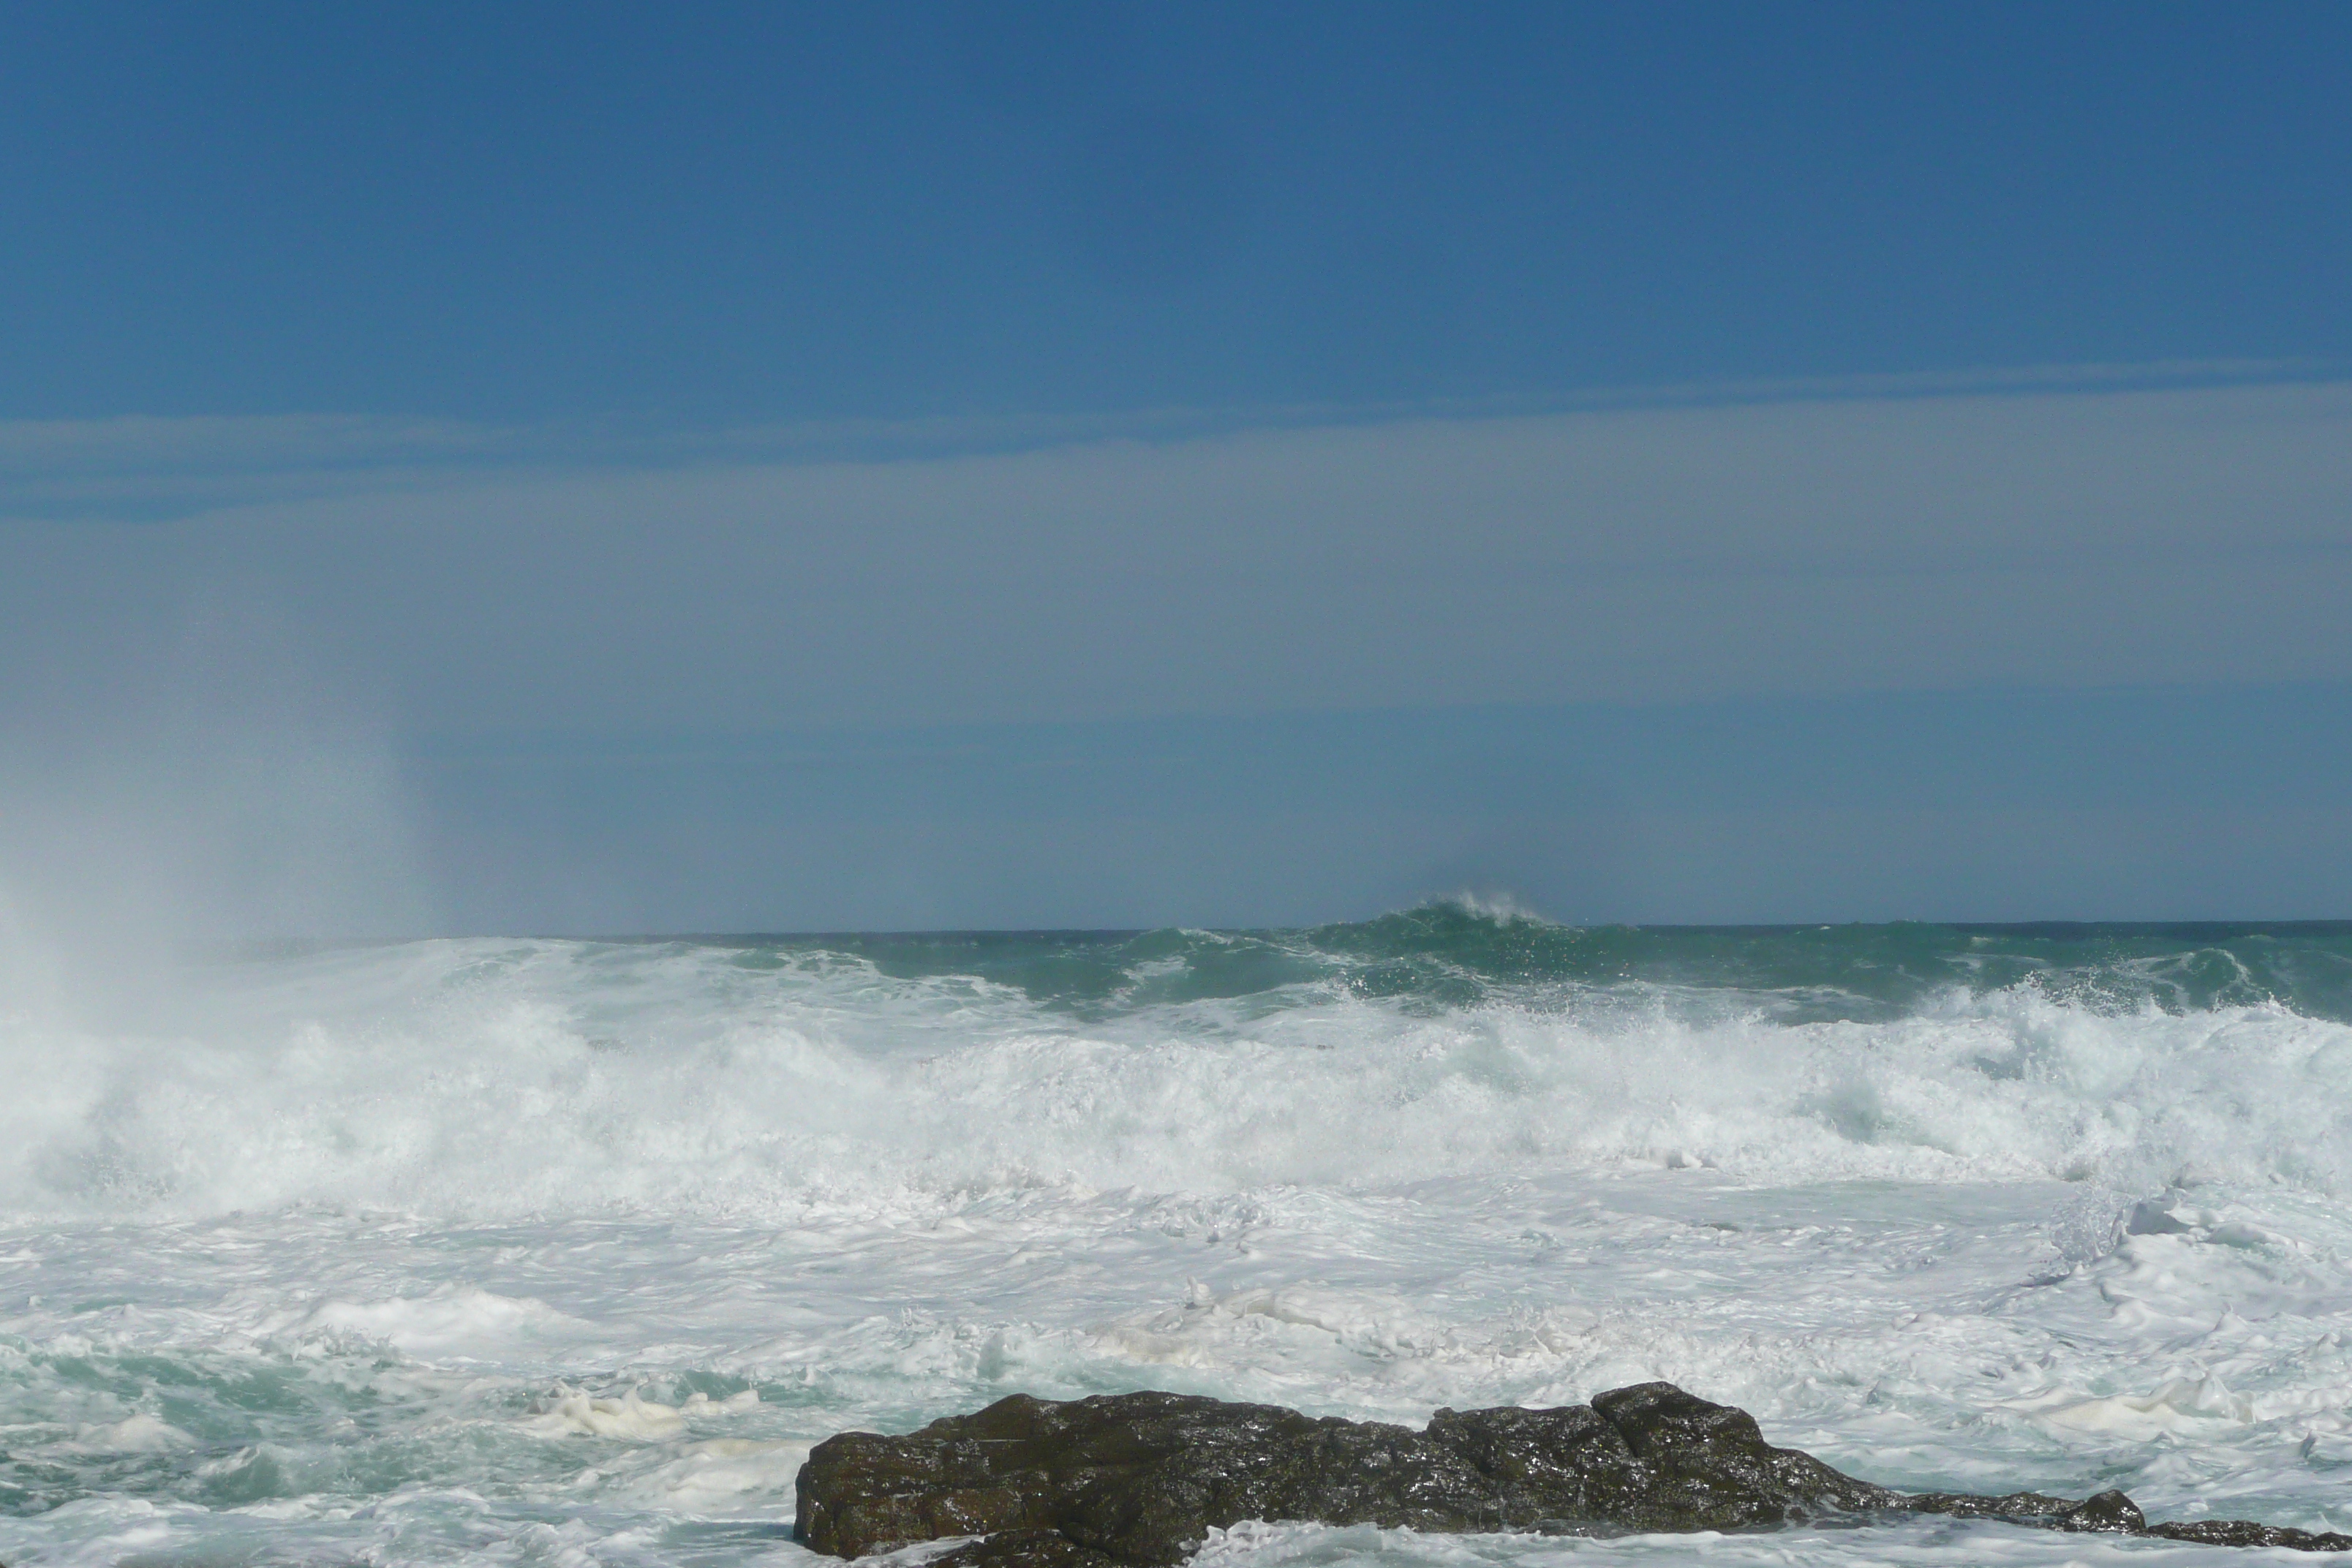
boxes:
[6,905,2352,1566]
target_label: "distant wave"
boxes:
[649,902,2352,1021]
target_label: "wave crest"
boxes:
[6,932,2349,1221]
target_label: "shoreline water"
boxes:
[6,908,2351,1564]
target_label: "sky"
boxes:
[3,1,2351,935]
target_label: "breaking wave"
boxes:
[7,907,2351,1222]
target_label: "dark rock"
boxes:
[1907,1483,2144,1533]
[2058,1489,2147,1533]
[794,1388,1499,1566]
[927,1529,1119,1568]
[1906,1488,2082,1524]
[2153,1520,2352,1551]
[793,1383,2351,1563]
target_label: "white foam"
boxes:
[4,939,2350,1226]
[1100,1284,1455,1368]
[69,1414,197,1452]
[619,1436,811,1512]
[2024,1374,2256,1439]
[286,1284,588,1357]
[519,1386,690,1439]
[516,1384,759,1441]
[7,938,2352,1567]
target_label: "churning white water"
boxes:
[6,921,2352,1565]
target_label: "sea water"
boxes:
[6,907,2352,1566]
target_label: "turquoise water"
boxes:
[692,911,2352,1022]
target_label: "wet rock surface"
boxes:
[794,1383,2351,1564]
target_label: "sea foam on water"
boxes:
[4,913,2351,1564]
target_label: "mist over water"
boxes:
[7,907,2352,1566]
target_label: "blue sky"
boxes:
[3,3,2350,933]
[8,1,2349,421]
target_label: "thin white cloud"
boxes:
[7,369,2351,930]
[4,370,2350,737]
[1,357,2328,515]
